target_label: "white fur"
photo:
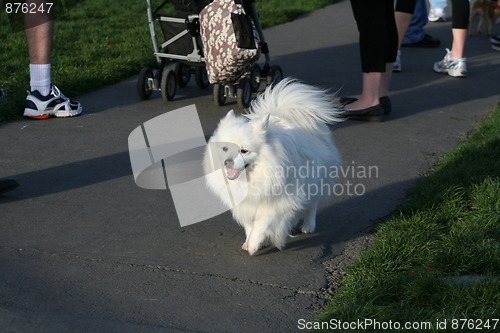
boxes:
[204,79,342,255]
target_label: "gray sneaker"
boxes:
[433,48,467,78]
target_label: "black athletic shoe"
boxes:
[24,85,82,119]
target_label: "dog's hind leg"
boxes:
[301,200,318,234]
[290,215,301,231]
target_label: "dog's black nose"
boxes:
[224,158,233,168]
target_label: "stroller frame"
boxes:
[147,5,204,64]
[137,0,210,102]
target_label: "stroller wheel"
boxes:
[266,65,283,86]
[250,65,261,92]
[195,67,210,89]
[175,63,191,87]
[161,66,177,101]
[237,78,252,109]
[137,68,154,100]
[213,84,226,106]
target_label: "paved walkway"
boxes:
[1,1,499,332]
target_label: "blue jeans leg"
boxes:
[403,0,428,44]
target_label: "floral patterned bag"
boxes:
[199,0,261,84]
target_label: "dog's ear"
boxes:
[252,114,270,134]
[218,110,236,128]
[224,110,236,120]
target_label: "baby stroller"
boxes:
[137,0,211,102]
[137,0,282,108]
[199,0,283,108]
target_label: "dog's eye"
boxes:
[240,148,249,154]
[222,146,228,152]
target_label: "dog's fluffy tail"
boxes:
[246,78,344,131]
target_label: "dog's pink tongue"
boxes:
[226,169,239,179]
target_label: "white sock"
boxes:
[30,64,51,96]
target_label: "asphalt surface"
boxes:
[1,1,499,332]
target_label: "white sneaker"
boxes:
[433,48,467,78]
[24,84,83,119]
[428,8,446,22]
[393,50,402,72]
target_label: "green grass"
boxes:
[316,107,500,332]
[0,0,338,123]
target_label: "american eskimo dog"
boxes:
[204,79,343,255]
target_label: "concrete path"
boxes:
[1,1,499,332]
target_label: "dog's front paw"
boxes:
[301,218,316,234]
[247,246,258,256]
[246,242,261,256]
[241,241,248,251]
[300,225,315,234]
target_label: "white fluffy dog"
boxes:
[204,79,343,255]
